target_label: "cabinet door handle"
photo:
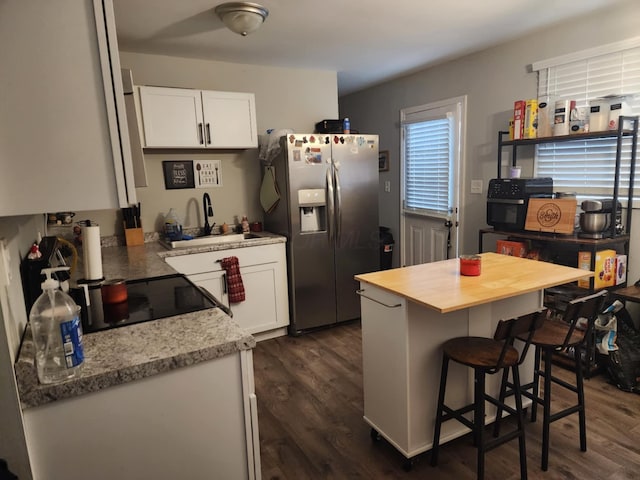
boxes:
[206,123,211,144]
[197,123,204,144]
[222,273,227,294]
[356,289,402,308]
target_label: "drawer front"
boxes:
[165,243,284,275]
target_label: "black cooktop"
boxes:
[73,275,219,334]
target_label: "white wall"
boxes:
[339,0,640,269]
[78,52,339,236]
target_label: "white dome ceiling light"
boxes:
[215,2,269,36]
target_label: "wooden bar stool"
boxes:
[494,290,607,471]
[430,310,546,480]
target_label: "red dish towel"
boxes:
[221,256,245,303]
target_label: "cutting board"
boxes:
[525,198,577,234]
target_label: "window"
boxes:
[401,97,464,218]
[533,38,640,199]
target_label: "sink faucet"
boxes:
[203,193,214,235]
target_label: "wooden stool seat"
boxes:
[517,320,583,348]
[443,337,519,368]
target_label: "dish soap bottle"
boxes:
[29,267,84,384]
[164,208,183,241]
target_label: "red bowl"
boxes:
[460,255,482,276]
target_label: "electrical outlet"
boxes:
[384,181,391,193]
[471,179,483,194]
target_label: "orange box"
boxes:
[577,251,592,288]
[594,249,616,289]
[513,100,526,140]
[496,240,527,257]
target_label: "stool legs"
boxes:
[575,345,587,453]
[432,355,527,480]
[430,354,449,468]
[498,344,589,472]
[474,370,486,479]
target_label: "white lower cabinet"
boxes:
[166,243,289,338]
[23,350,261,480]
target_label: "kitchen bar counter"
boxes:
[15,234,286,410]
[356,253,591,465]
[355,252,592,313]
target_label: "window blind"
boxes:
[535,44,640,199]
[403,116,452,216]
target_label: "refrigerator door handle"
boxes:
[334,164,342,246]
[326,165,335,246]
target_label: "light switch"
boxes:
[471,180,483,194]
[384,181,391,193]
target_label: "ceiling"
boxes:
[113,0,627,96]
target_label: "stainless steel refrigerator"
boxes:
[264,133,380,334]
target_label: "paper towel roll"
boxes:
[82,225,103,281]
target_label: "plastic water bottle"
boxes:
[30,267,84,384]
[343,117,351,134]
[164,208,183,241]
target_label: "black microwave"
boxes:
[486,178,553,231]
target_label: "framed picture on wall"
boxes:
[162,160,195,189]
[378,150,389,171]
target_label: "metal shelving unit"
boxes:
[497,115,638,239]
[486,116,639,377]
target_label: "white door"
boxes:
[400,96,466,266]
[201,91,257,148]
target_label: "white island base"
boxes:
[359,283,541,463]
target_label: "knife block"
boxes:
[123,221,144,246]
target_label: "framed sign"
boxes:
[162,161,195,189]
[378,150,389,171]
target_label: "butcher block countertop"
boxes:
[355,252,593,314]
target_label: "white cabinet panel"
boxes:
[165,243,289,337]
[201,90,257,148]
[23,351,260,480]
[138,87,257,149]
[0,0,135,216]
[139,86,204,148]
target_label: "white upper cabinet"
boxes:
[201,91,258,148]
[138,87,258,149]
[0,0,137,216]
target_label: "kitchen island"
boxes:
[355,252,591,466]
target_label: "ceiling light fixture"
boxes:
[215,2,269,36]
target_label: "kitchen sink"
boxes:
[162,233,261,249]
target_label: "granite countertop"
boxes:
[16,309,255,409]
[15,233,285,410]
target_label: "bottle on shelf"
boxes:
[343,117,350,134]
[30,267,84,384]
[241,215,250,233]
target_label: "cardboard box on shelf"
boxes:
[594,249,617,289]
[513,100,526,140]
[496,240,527,257]
[615,254,627,285]
[577,251,592,288]
[523,99,538,139]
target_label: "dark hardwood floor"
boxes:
[254,321,640,480]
